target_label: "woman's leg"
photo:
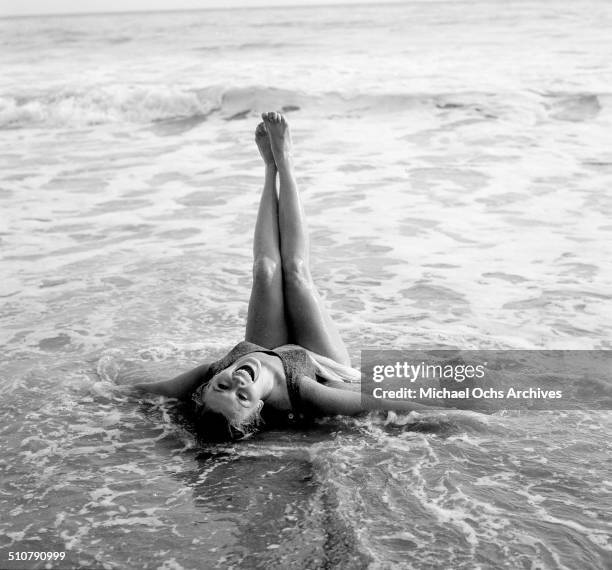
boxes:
[244,122,290,348]
[262,112,350,365]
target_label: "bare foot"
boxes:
[255,122,275,166]
[261,111,292,165]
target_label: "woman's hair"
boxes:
[303,349,360,384]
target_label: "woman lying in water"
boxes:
[135,112,444,439]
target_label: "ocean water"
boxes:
[1,1,611,568]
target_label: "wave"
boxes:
[0,85,219,129]
[0,84,608,129]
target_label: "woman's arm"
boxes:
[297,376,447,416]
[133,363,211,399]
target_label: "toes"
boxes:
[261,111,286,126]
[255,121,266,136]
[262,111,279,123]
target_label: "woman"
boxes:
[136,112,440,439]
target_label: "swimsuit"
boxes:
[191,340,319,422]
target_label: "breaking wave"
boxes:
[1,84,608,129]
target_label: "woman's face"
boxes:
[202,356,266,423]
